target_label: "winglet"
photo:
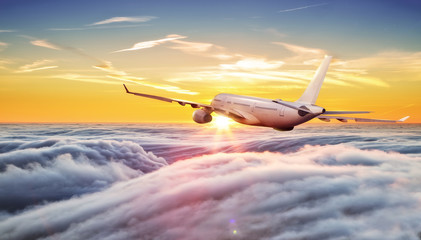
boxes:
[123,84,130,93]
[398,116,410,122]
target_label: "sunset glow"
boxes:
[212,115,234,130]
[0,0,420,123]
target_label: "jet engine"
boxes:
[193,109,212,124]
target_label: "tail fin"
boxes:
[296,56,332,104]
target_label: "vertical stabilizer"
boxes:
[296,55,332,104]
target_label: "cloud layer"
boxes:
[1,124,420,239]
[0,138,167,212]
[1,143,421,240]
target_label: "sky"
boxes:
[0,0,420,123]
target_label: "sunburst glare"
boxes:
[212,115,233,130]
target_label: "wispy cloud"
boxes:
[167,39,407,90]
[48,24,150,31]
[168,38,237,60]
[113,34,187,53]
[278,3,328,13]
[52,74,122,85]
[220,58,284,71]
[93,61,198,95]
[0,29,16,33]
[273,42,325,55]
[107,75,198,95]
[16,59,58,73]
[0,59,13,70]
[169,39,214,53]
[89,16,157,26]
[21,35,61,50]
[30,39,61,50]
[0,42,8,51]
[114,34,237,59]
[253,28,287,38]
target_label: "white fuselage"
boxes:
[211,93,323,130]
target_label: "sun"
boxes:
[212,115,233,130]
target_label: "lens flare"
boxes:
[212,115,233,130]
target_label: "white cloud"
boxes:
[93,61,198,95]
[0,59,13,70]
[273,41,325,55]
[30,39,61,50]
[113,34,187,53]
[89,16,157,26]
[279,3,328,13]
[0,139,167,212]
[52,74,121,85]
[169,39,214,53]
[107,75,198,95]
[49,24,150,31]
[16,59,58,73]
[220,58,284,71]
[1,145,420,239]
[114,34,236,60]
[0,30,16,33]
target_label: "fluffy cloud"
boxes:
[0,139,167,212]
[1,144,420,240]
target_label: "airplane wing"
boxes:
[318,115,410,123]
[123,84,213,111]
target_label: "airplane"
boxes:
[123,56,409,131]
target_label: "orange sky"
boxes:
[1,1,420,123]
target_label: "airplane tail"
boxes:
[296,55,332,104]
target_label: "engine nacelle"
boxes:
[192,109,212,124]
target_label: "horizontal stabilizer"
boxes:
[272,100,312,114]
[398,116,410,122]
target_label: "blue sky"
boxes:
[2,0,420,56]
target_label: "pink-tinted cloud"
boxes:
[1,145,420,240]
